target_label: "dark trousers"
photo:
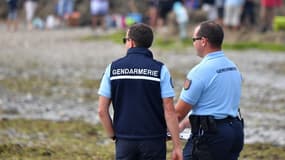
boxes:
[183,118,244,160]
[116,138,166,160]
[241,2,256,26]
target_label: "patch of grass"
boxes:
[170,69,187,80]
[153,37,193,51]
[80,79,100,89]
[0,119,284,160]
[267,62,285,74]
[0,119,114,160]
[223,42,285,52]
[240,143,285,160]
[79,79,101,102]
[80,31,285,52]
[0,76,57,96]
[0,76,101,102]
[79,31,125,44]
[80,31,193,52]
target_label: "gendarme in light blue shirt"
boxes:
[180,51,242,119]
[98,64,175,99]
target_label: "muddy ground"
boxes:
[0,25,285,146]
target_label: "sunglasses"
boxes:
[123,37,131,44]
[192,37,202,42]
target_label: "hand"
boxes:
[171,147,183,160]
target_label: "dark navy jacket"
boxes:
[110,47,166,139]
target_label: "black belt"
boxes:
[190,115,240,134]
[214,116,239,124]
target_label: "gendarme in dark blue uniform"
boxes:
[111,47,167,139]
[98,23,182,160]
[98,47,175,159]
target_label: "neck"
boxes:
[202,47,221,57]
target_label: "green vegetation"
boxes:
[241,143,285,160]
[79,31,285,52]
[80,31,125,44]
[0,119,284,160]
[0,119,114,160]
[223,42,285,52]
[0,76,61,96]
[0,76,100,102]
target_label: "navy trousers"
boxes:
[183,118,244,160]
[116,138,166,160]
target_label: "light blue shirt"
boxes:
[180,51,242,119]
[225,0,244,6]
[98,64,175,98]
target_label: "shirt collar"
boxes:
[203,51,224,61]
[126,47,153,58]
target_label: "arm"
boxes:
[179,116,191,132]
[98,95,114,139]
[175,99,192,122]
[163,97,183,160]
[175,99,193,133]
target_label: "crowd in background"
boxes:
[4,0,285,38]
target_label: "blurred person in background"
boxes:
[24,0,38,30]
[146,0,159,28]
[57,0,74,24]
[259,0,283,33]
[215,0,225,26]
[184,0,201,10]
[125,0,143,26]
[173,1,189,40]
[157,0,174,27]
[90,0,109,30]
[241,0,256,29]
[201,0,217,21]
[223,0,245,31]
[6,0,19,32]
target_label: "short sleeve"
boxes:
[160,65,175,98]
[179,73,204,106]
[98,64,111,98]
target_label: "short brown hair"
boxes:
[128,23,153,48]
[197,21,224,48]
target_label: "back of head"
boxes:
[197,21,224,49]
[128,23,153,48]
